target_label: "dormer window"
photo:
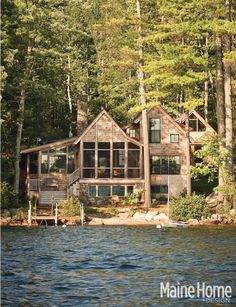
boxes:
[189,114,205,131]
[129,129,136,138]
[149,118,161,143]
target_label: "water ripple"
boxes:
[1,226,236,306]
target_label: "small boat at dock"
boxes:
[157,221,189,229]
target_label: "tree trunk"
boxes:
[136,0,151,208]
[185,110,191,195]
[67,55,73,137]
[204,35,209,122]
[215,35,225,190]
[224,0,233,177]
[204,80,209,122]
[14,88,26,196]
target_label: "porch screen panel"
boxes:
[128,142,140,178]
[83,142,95,178]
[113,142,125,178]
[98,142,110,178]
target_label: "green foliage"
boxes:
[124,193,140,207]
[11,207,28,221]
[59,197,81,216]
[190,132,229,181]
[170,193,211,222]
[1,182,18,209]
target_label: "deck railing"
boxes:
[67,168,80,187]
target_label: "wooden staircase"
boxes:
[39,190,67,205]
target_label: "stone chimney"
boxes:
[77,95,88,136]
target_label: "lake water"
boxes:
[1,226,236,306]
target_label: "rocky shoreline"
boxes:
[1,207,235,227]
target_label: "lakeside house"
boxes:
[20,106,214,206]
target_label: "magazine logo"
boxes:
[160,282,232,303]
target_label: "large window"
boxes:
[151,156,181,174]
[41,147,73,174]
[149,118,161,143]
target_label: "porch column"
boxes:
[26,154,30,198]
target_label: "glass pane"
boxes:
[189,119,197,131]
[83,169,95,178]
[128,169,140,178]
[98,150,110,167]
[84,150,95,167]
[161,157,168,174]
[128,142,139,149]
[198,120,205,131]
[41,154,48,173]
[113,142,124,149]
[113,169,125,178]
[98,142,110,149]
[151,185,161,193]
[128,150,140,167]
[98,186,111,197]
[150,130,161,143]
[84,142,95,149]
[98,168,110,178]
[113,149,125,167]
[89,186,96,197]
[169,156,180,174]
[150,118,160,130]
[129,130,136,137]
[49,155,66,173]
[170,134,179,143]
[160,185,168,193]
[151,156,160,174]
[112,186,125,196]
[127,186,133,195]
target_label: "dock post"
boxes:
[81,203,84,226]
[28,200,32,226]
[55,202,58,226]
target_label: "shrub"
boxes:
[11,207,28,221]
[170,193,211,222]
[59,197,81,216]
[1,182,18,209]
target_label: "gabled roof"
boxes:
[73,109,143,147]
[20,137,78,154]
[176,110,214,131]
[123,106,187,136]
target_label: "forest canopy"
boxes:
[1,0,236,204]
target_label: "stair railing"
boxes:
[67,168,80,187]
